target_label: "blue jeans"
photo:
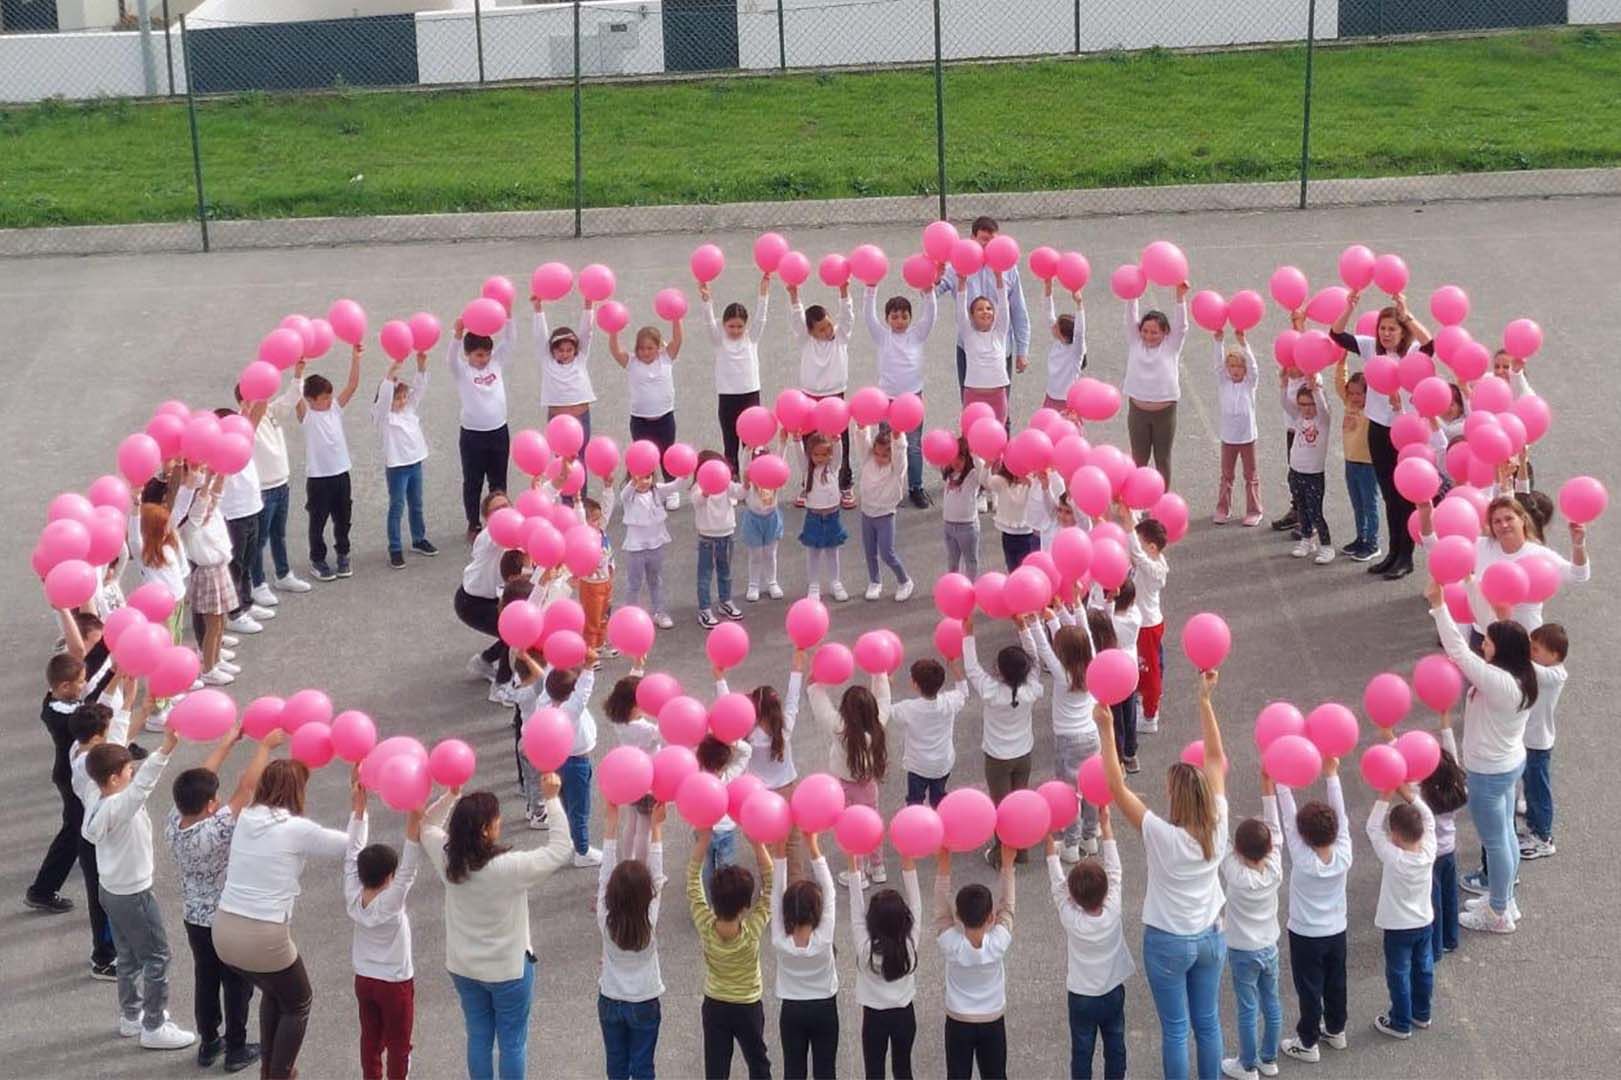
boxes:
[1067,984,1126,1080]
[599,993,661,1080]
[385,461,427,554]
[1523,747,1553,841]
[559,754,593,856]
[1142,924,1225,1080]
[696,535,734,610]
[1382,926,1434,1033]
[1430,850,1458,960]
[253,482,291,584]
[451,958,534,1080]
[1227,944,1282,1071]
[701,827,738,903]
[1344,461,1380,547]
[1468,763,1524,914]
[905,771,948,807]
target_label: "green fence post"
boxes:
[178,15,209,253]
[473,0,487,84]
[574,0,584,238]
[1298,0,1316,210]
[1073,0,1081,55]
[932,0,946,221]
[777,0,787,70]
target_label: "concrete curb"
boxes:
[4,167,1619,258]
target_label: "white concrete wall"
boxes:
[417,1,663,85]
[0,27,184,102]
[190,0,452,24]
[1570,1,1621,23]
[54,0,122,31]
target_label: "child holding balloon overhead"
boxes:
[892,657,969,809]
[344,781,422,1080]
[1046,805,1132,1080]
[294,346,363,582]
[1332,358,1381,561]
[864,282,938,506]
[1211,329,1262,527]
[1276,758,1353,1062]
[741,442,787,603]
[1364,768,1437,1041]
[598,801,667,1080]
[940,437,984,577]
[533,295,597,477]
[1420,712,1467,960]
[370,349,436,569]
[1521,623,1569,861]
[512,655,601,868]
[448,312,516,543]
[689,827,775,1080]
[1279,373,1335,565]
[181,471,238,688]
[691,449,746,629]
[805,651,892,887]
[1043,278,1087,415]
[985,461,1039,571]
[1034,614,1102,861]
[852,425,915,602]
[1220,771,1284,1080]
[961,611,1043,865]
[792,432,851,603]
[1117,501,1169,734]
[699,274,771,478]
[955,268,1014,424]
[618,469,686,630]
[934,844,1018,1080]
[850,852,922,1078]
[608,316,684,511]
[787,281,856,506]
[769,830,840,1078]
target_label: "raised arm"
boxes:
[1006,268,1030,360]
[336,343,364,408]
[227,730,285,816]
[863,284,886,345]
[835,287,854,342]
[607,328,630,369]
[667,317,684,361]
[1096,700,1148,830]
[1198,671,1226,797]
[701,292,725,346]
[751,275,771,342]
[914,286,939,342]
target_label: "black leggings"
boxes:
[701,997,771,1079]
[239,957,312,1080]
[185,921,252,1050]
[629,411,678,482]
[718,391,761,477]
[945,1016,1007,1079]
[863,1003,916,1079]
[459,425,510,529]
[781,996,839,1079]
[453,586,509,679]
[1368,421,1414,564]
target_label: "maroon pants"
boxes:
[355,975,414,1079]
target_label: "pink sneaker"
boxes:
[1241,513,1263,527]
[1212,512,1230,525]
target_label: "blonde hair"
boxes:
[1166,762,1219,861]
[139,504,180,570]
[634,326,663,352]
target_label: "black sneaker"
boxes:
[1340,541,1363,556]
[198,1038,224,1067]
[908,488,932,509]
[412,539,439,557]
[223,1043,261,1073]
[24,891,72,914]
[389,551,406,569]
[311,560,337,582]
[90,959,117,981]
[1123,756,1141,774]
[1270,509,1299,532]
[718,601,745,621]
[1373,1015,1410,1040]
[336,556,353,578]
[1350,544,1382,563]
[697,609,719,629]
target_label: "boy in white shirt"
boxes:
[935,845,1017,1079]
[294,345,363,581]
[1221,773,1284,1080]
[863,283,938,506]
[1279,372,1334,564]
[345,781,423,1079]
[1046,807,1132,1080]
[1042,279,1087,414]
[788,281,856,504]
[235,377,312,600]
[371,350,438,568]
[1276,759,1353,1063]
[1118,501,1170,733]
[448,314,515,540]
[690,450,746,628]
[1520,623,1570,860]
[1365,778,1437,1041]
[892,658,968,808]
[513,655,601,868]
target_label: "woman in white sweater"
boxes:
[212,761,351,1080]
[422,776,571,1080]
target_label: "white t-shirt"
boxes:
[1523,661,1568,751]
[300,403,352,478]
[254,389,295,490]
[534,312,597,407]
[854,428,907,517]
[597,840,665,1002]
[852,869,921,1009]
[892,683,968,779]
[626,350,676,419]
[1140,794,1229,935]
[82,746,170,896]
[1214,341,1260,445]
[963,632,1042,759]
[371,374,430,468]
[1044,295,1088,401]
[1366,798,1436,931]
[866,287,938,397]
[1048,843,1135,996]
[1034,618,1099,740]
[447,318,513,431]
[220,455,264,521]
[1122,299,1187,403]
[705,295,766,396]
[792,296,854,396]
[940,465,982,525]
[958,283,1012,390]
[1283,382,1331,474]
[1433,606,1530,774]
[745,672,800,790]
[937,872,1014,1019]
[771,857,839,1000]
[1277,778,1353,937]
[461,528,505,599]
[1220,795,1283,952]
[1127,532,1168,629]
[692,481,743,539]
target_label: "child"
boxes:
[180,472,237,690]
[166,724,278,1073]
[1420,713,1467,961]
[955,268,1014,423]
[294,345,363,581]
[214,405,271,635]
[985,461,1037,570]
[1220,772,1284,1080]
[805,652,891,886]
[853,424,915,601]
[236,377,312,599]
[698,733,755,903]
[1276,758,1352,1062]
[83,726,195,1049]
[1365,777,1437,1040]
[1212,329,1262,526]
[1122,286,1190,485]
[788,280,856,504]
[371,349,437,568]
[345,778,422,1080]
[577,493,617,660]
[865,282,938,506]
[603,674,661,861]
[1332,357,1380,561]
[1033,616,1101,860]
[1047,806,1132,1080]
[1521,622,1569,860]
[850,853,922,1078]
[689,827,774,1080]
[892,657,969,809]
[741,442,787,602]
[794,432,850,602]
[1091,580,1142,770]
[962,612,1043,865]
[691,450,746,628]
[447,312,515,542]
[618,470,685,630]
[770,831,838,1079]
[1280,374,1333,563]
[1042,278,1087,414]
[532,294,597,479]
[1028,469,1067,553]
[935,845,1017,1079]
[940,437,983,577]
[701,274,771,476]
[515,658,601,867]
[1120,503,1169,733]
[598,802,667,1080]
[609,317,684,511]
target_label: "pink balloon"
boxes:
[258,328,303,371]
[306,317,336,358]
[624,439,660,477]
[1037,779,1079,832]
[1254,702,1306,750]
[1152,492,1191,544]
[499,600,544,651]
[290,722,336,769]
[777,251,811,287]
[754,232,789,273]
[1086,648,1139,706]
[1050,528,1094,584]
[170,689,237,742]
[523,707,576,772]
[811,397,849,439]
[1359,744,1407,792]
[959,402,993,433]
[562,524,604,579]
[1453,339,1492,383]
[965,417,1006,462]
[846,386,889,428]
[811,643,854,686]
[974,572,1010,619]
[1338,244,1377,289]
[595,302,630,335]
[644,288,686,324]
[1429,285,1470,327]
[331,710,378,763]
[39,518,91,569]
[578,264,617,302]
[117,433,163,486]
[791,773,847,833]
[983,235,1020,274]
[922,220,959,262]
[1471,375,1514,414]
[1519,553,1562,604]
[282,689,333,734]
[546,413,585,458]
[462,297,506,337]
[575,437,618,481]
[1225,289,1265,332]
[531,261,575,301]
[849,243,890,286]
[1427,535,1477,584]
[1064,465,1109,520]
[1362,674,1412,730]
[833,804,884,855]
[1410,377,1453,420]
[1056,251,1092,292]
[774,389,815,435]
[1431,497,1481,541]
[1090,521,1129,549]
[180,413,221,466]
[938,787,997,852]
[1265,266,1308,312]
[379,754,431,812]
[740,789,793,844]
[661,442,697,478]
[786,597,829,649]
[1181,612,1231,672]
[242,696,286,741]
[1001,566,1052,616]
[1396,731,1442,783]
[901,253,938,291]
[1441,582,1473,625]
[949,238,985,277]
[1305,703,1359,758]
[599,746,655,806]
[933,572,977,620]
[1413,654,1464,712]
[422,738,475,788]
[44,560,97,608]
[114,622,169,678]
[651,745,699,803]
[933,617,966,661]
[746,453,789,490]
[1371,253,1409,294]
[890,804,946,857]
[1263,734,1323,788]
[658,695,708,748]
[852,631,895,675]
[599,607,652,660]
[543,630,588,671]
[1139,241,1187,287]
[1502,318,1543,360]
[1559,476,1608,524]
[279,314,314,354]
[1028,246,1061,281]
[484,507,525,550]
[1121,466,1166,511]
[1089,539,1131,592]
[1480,561,1530,607]
[994,788,1052,850]
[1190,290,1228,333]
[706,622,751,671]
[730,406,776,450]
[1180,740,1230,773]
[379,320,414,362]
[208,433,254,476]
[1077,756,1113,807]
[148,646,202,699]
[1394,457,1441,504]
[1389,413,1430,451]
[408,312,442,352]
[237,360,281,403]
[692,458,729,497]
[676,772,728,828]
[710,692,756,743]
[102,607,147,651]
[690,244,725,283]
[1109,263,1148,300]
[480,275,516,313]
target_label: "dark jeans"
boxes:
[239,957,313,1080]
[630,411,678,482]
[701,997,770,1080]
[944,1016,1007,1080]
[1382,926,1434,1034]
[862,1003,916,1079]
[1068,985,1127,1080]
[1112,696,1139,760]
[31,778,80,899]
[905,771,949,807]
[1523,747,1553,840]
[185,921,252,1051]
[454,586,509,679]
[719,391,762,478]
[225,513,259,616]
[599,994,661,1080]
[1287,930,1347,1048]
[305,472,352,564]
[1000,529,1039,571]
[384,462,428,554]
[560,754,594,856]
[459,425,510,530]
[697,535,734,610]
[253,482,291,584]
[1430,850,1459,960]
[1287,468,1330,546]
[781,996,839,1080]
[1344,461,1381,547]
[1368,421,1414,564]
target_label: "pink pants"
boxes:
[961,386,1008,424]
[1218,441,1262,518]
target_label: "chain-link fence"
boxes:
[2,0,1617,254]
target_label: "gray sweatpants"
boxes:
[1127,400,1178,488]
[943,520,980,578]
[100,886,171,1029]
[622,545,668,617]
[1054,731,1101,847]
[861,512,910,586]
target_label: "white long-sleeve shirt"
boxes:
[1282,380,1331,474]
[958,283,1012,390]
[344,814,420,982]
[618,481,684,552]
[253,384,296,490]
[808,674,891,783]
[789,437,844,512]
[745,671,800,790]
[1434,727,1459,856]
[218,805,349,923]
[514,666,597,757]
[705,295,767,396]
[853,427,907,517]
[1428,536,1591,634]
[1049,842,1135,996]
[1215,340,1260,445]
[851,867,921,1008]
[1126,530,1168,629]
[1044,295,1088,401]
[626,349,677,419]
[1367,797,1436,931]
[81,746,171,895]
[1276,778,1353,937]
[963,630,1042,759]
[1221,795,1283,952]
[1524,661,1568,751]
[534,311,597,407]
[1122,299,1187,403]
[984,473,1033,536]
[935,868,1015,1021]
[791,295,854,396]
[771,856,839,1000]
[447,318,513,431]
[461,528,505,599]
[1035,616,1099,739]
[867,287,938,397]
[597,839,665,1002]
[891,682,968,779]
[300,400,352,479]
[940,464,983,525]
[692,480,743,538]
[1433,605,1530,774]
[371,373,430,468]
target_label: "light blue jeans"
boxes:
[1143,923,1226,1080]
[385,461,427,554]
[1227,944,1282,1071]
[701,827,739,904]
[1468,763,1524,914]
[451,956,535,1080]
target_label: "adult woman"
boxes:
[1121,283,1190,486]
[1098,670,1228,1079]
[1329,291,1433,580]
[1426,579,1538,934]
[1418,495,1589,636]
[422,776,571,1080]
[212,761,349,1080]
[455,490,513,697]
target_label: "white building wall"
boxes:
[417,1,664,85]
[0,26,184,101]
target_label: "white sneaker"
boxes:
[489,681,517,706]
[1516,794,1528,815]
[865,582,883,601]
[572,847,603,868]
[139,1020,197,1050]
[248,604,275,621]
[653,613,675,630]
[527,810,549,831]
[664,492,681,511]
[830,582,850,603]
[1083,834,1099,856]
[1464,894,1520,921]
[275,573,313,593]
[1291,539,1313,558]
[745,585,760,603]
[1060,842,1081,864]
[767,582,784,599]
[221,634,239,648]
[1258,1062,1280,1078]
[219,648,235,662]
[868,863,887,884]
[1320,1029,1347,1051]
[837,870,868,890]
[250,584,279,607]
[188,680,204,693]
[895,579,915,602]
[1460,906,1517,934]
[119,1015,142,1038]
[216,660,241,676]
[201,667,235,686]
[1223,1058,1259,1080]
[225,615,263,635]
[144,704,171,734]
[1313,545,1336,565]
[806,584,820,600]
[1138,715,1159,734]
[467,654,498,682]
[1279,1038,1319,1063]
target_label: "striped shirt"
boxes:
[688,854,773,1003]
